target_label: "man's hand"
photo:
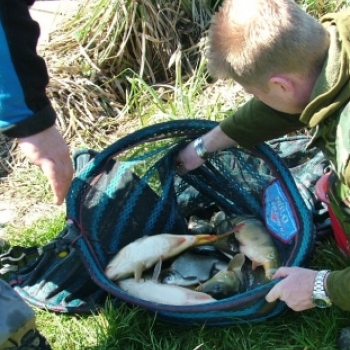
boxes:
[18,126,73,205]
[176,125,237,174]
[265,266,318,311]
[176,141,206,175]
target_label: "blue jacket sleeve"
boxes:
[0,0,56,138]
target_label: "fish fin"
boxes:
[227,254,245,282]
[227,253,245,271]
[152,259,162,283]
[215,228,236,239]
[194,283,202,292]
[134,262,144,282]
[265,268,277,280]
[183,276,199,285]
[218,250,234,259]
[236,271,244,283]
[194,234,218,246]
[215,223,244,239]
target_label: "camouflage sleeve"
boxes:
[327,267,350,310]
[0,279,35,344]
[220,99,305,149]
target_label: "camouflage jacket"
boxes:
[304,10,350,196]
[220,9,350,311]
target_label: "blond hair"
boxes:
[207,0,330,88]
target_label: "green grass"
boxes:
[28,304,350,349]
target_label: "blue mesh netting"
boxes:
[7,120,328,325]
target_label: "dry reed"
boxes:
[42,0,214,148]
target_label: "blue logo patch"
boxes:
[263,179,298,243]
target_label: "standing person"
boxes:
[0,0,73,348]
[177,0,350,348]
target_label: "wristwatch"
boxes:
[312,270,332,308]
[194,137,211,159]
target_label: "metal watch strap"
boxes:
[313,270,331,308]
[194,137,210,159]
[314,270,329,293]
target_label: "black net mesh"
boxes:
[7,120,329,325]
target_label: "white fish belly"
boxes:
[106,234,198,280]
[118,279,216,305]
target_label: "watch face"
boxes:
[313,298,328,308]
[313,296,331,308]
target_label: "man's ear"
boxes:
[269,76,296,96]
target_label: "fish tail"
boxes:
[195,234,219,245]
[265,267,278,280]
[152,259,162,283]
[216,228,236,238]
[216,224,244,239]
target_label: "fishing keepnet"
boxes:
[4,120,329,325]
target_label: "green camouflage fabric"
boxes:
[297,11,350,258]
[335,102,350,196]
[310,96,350,253]
[312,100,350,197]
[0,279,35,346]
[328,173,350,231]
[306,10,350,203]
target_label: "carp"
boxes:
[195,253,245,299]
[230,216,281,280]
[211,211,240,258]
[188,215,215,234]
[105,233,219,281]
[118,278,216,305]
[243,264,269,291]
[160,251,228,287]
[213,230,240,258]
[210,210,229,229]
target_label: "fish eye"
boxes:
[213,283,224,293]
[161,275,172,283]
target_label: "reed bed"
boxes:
[42,0,216,148]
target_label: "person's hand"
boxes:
[265,266,318,311]
[176,141,206,175]
[18,126,73,205]
[176,125,238,175]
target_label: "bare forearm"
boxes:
[177,125,237,173]
[200,125,238,153]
